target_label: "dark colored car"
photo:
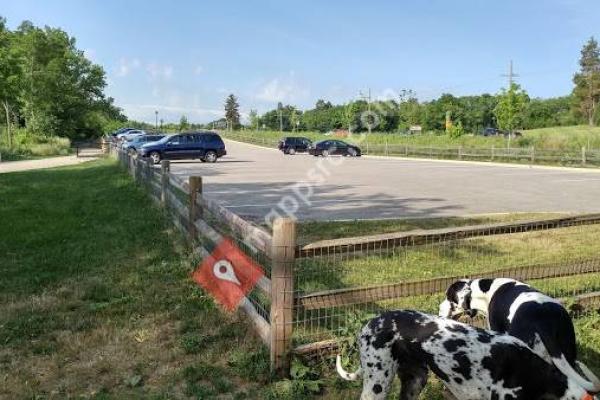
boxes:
[482,127,502,137]
[140,132,226,164]
[278,137,313,155]
[124,134,165,155]
[308,140,361,157]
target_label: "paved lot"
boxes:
[169,140,600,221]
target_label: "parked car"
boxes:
[123,134,165,155]
[278,137,313,155]
[140,132,226,164]
[116,129,143,140]
[308,140,361,157]
[482,127,502,137]
[111,127,135,138]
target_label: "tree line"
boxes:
[210,37,599,135]
[0,17,125,146]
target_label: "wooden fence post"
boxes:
[270,217,297,377]
[458,146,463,160]
[491,145,495,161]
[582,146,587,166]
[161,160,170,206]
[530,146,535,164]
[188,176,203,239]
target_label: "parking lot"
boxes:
[168,139,600,221]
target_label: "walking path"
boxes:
[0,155,96,174]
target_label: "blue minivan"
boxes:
[140,132,227,164]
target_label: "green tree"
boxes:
[248,109,259,131]
[572,37,600,126]
[494,83,530,134]
[0,17,21,147]
[224,93,240,130]
[179,115,189,131]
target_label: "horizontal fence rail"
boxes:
[296,214,600,257]
[295,258,600,310]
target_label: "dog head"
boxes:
[439,279,477,319]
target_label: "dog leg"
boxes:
[399,365,428,400]
[359,352,397,400]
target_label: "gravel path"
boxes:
[0,155,96,174]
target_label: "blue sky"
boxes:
[1,0,599,123]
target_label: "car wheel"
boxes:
[150,151,161,164]
[348,148,357,157]
[200,158,207,163]
[322,149,329,157]
[288,148,296,155]
[204,150,217,163]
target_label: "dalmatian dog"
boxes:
[336,309,598,400]
[439,278,600,395]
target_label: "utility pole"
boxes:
[359,88,372,153]
[500,60,519,149]
[155,110,159,131]
[278,106,283,133]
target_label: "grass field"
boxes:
[1,159,598,399]
[0,159,279,399]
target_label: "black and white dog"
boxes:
[439,278,600,394]
[336,310,598,400]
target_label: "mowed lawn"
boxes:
[0,159,274,399]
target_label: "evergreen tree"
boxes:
[572,37,600,126]
[224,94,240,130]
[179,115,189,131]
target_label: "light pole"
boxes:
[155,110,158,131]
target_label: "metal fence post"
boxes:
[582,146,587,166]
[531,146,535,164]
[188,176,203,239]
[160,160,170,206]
[270,217,297,377]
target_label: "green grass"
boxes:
[0,159,274,399]
[0,128,72,161]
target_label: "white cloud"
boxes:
[194,65,204,75]
[115,58,141,77]
[121,103,222,123]
[146,63,173,80]
[255,73,310,103]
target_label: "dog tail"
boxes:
[336,355,362,381]
[552,355,600,393]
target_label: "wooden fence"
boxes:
[111,145,600,373]
[112,146,297,376]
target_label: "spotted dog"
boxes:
[336,309,598,400]
[439,278,600,394]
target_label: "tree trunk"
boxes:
[2,100,10,149]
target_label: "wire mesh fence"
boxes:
[292,219,600,346]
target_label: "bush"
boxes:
[0,128,71,160]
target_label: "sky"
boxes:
[1,0,599,124]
